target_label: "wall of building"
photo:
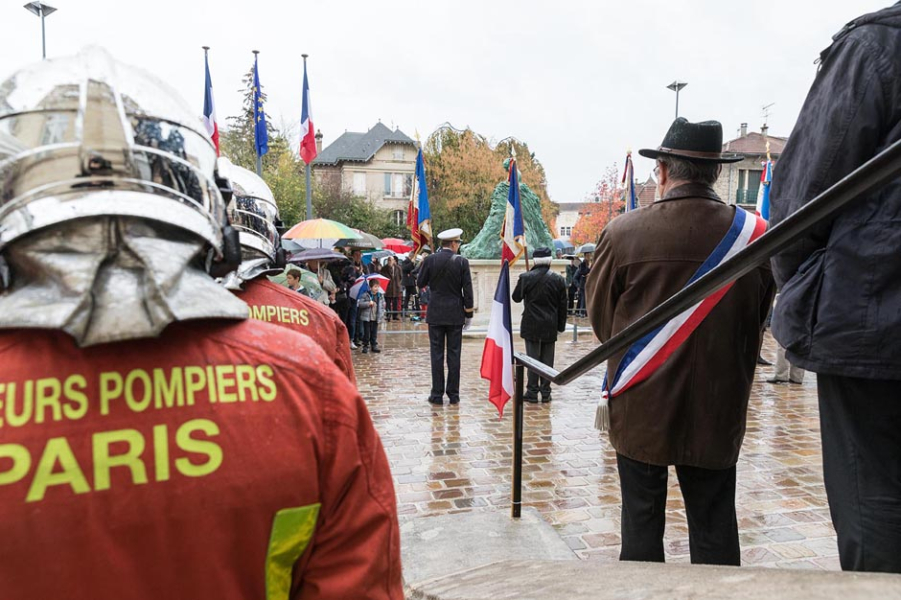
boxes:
[716,156,769,207]
[338,142,416,212]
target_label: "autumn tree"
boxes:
[570,165,625,246]
[423,125,557,237]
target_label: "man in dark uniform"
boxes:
[512,247,568,403]
[417,228,474,405]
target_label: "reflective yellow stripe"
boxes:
[265,504,321,600]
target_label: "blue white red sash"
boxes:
[596,208,767,430]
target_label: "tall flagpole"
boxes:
[252,50,263,177]
[303,54,313,220]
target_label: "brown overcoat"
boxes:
[586,183,775,469]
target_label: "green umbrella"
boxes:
[269,267,324,298]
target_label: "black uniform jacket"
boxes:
[512,264,568,342]
[417,248,474,326]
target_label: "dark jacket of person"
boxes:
[586,183,775,468]
[401,257,416,288]
[770,4,901,380]
[380,262,403,298]
[512,264,568,341]
[416,247,474,326]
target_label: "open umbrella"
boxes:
[348,273,390,299]
[283,218,360,248]
[337,229,384,250]
[553,238,575,254]
[268,267,323,297]
[287,248,349,264]
[381,238,413,253]
[577,243,596,254]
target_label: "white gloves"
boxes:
[463,318,473,331]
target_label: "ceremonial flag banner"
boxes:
[253,56,268,158]
[481,261,514,417]
[500,159,525,264]
[299,62,316,164]
[596,207,767,430]
[202,51,219,155]
[756,160,773,221]
[408,148,431,254]
[622,152,637,211]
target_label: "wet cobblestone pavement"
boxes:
[355,321,839,570]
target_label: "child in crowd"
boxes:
[357,278,385,353]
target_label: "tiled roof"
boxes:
[723,131,787,156]
[313,122,416,166]
[636,175,657,208]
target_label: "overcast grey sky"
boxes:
[0,1,890,203]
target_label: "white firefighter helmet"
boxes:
[216,156,283,267]
[0,46,239,275]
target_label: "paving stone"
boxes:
[359,331,843,570]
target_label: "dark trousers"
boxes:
[403,286,419,312]
[524,338,555,397]
[361,320,379,349]
[386,296,401,320]
[616,453,740,565]
[818,374,901,573]
[428,324,462,401]
[333,296,349,322]
[345,299,358,342]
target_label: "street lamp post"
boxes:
[667,80,687,119]
[24,2,57,60]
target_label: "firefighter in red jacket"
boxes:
[0,49,400,599]
[217,158,355,384]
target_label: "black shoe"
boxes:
[448,396,460,405]
[523,395,539,404]
[371,347,381,353]
[540,394,552,403]
[757,356,773,366]
[362,347,369,354]
[427,397,443,405]
[766,377,787,384]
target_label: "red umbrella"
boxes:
[381,237,413,253]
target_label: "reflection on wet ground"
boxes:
[356,326,838,570]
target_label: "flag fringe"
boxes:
[594,393,610,432]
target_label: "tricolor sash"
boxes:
[595,208,767,431]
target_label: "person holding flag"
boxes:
[586,118,774,566]
[417,228,474,405]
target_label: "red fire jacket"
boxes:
[0,320,400,599]
[237,279,355,385]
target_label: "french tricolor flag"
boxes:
[299,60,317,164]
[480,261,514,417]
[202,50,219,155]
[756,160,773,221]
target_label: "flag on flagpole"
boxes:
[500,159,525,265]
[480,261,514,417]
[253,55,268,159]
[299,61,317,164]
[622,151,637,211]
[202,50,219,155]
[755,159,773,221]
[408,147,431,255]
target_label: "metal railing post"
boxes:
[512,363,524,519]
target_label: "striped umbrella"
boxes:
[283,218,360,241]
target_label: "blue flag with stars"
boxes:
[253,56,268,158]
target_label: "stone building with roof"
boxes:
[311,122,418,223]
[715,123,788,209]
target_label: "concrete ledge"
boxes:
[401,509,576,587]
[406,559,901,599]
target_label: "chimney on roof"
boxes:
[740,123,748,137]
[315,129,323,153]
[761,124,769,136]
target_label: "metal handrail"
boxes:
[513,136,901,384]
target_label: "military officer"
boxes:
[218,158,355,384]
[0,49,400,599]
[416,228,474,405]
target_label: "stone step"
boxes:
[406,559,901,599]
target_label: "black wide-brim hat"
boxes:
[639,118,742,164]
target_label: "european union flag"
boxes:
[253,56,268,158]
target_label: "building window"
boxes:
[353,172,366,195]
[383,172,412,198]
[393,147,404,161]
[393,210,405,226]
[559,226,573,237]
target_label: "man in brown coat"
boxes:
[586,118,774,565]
